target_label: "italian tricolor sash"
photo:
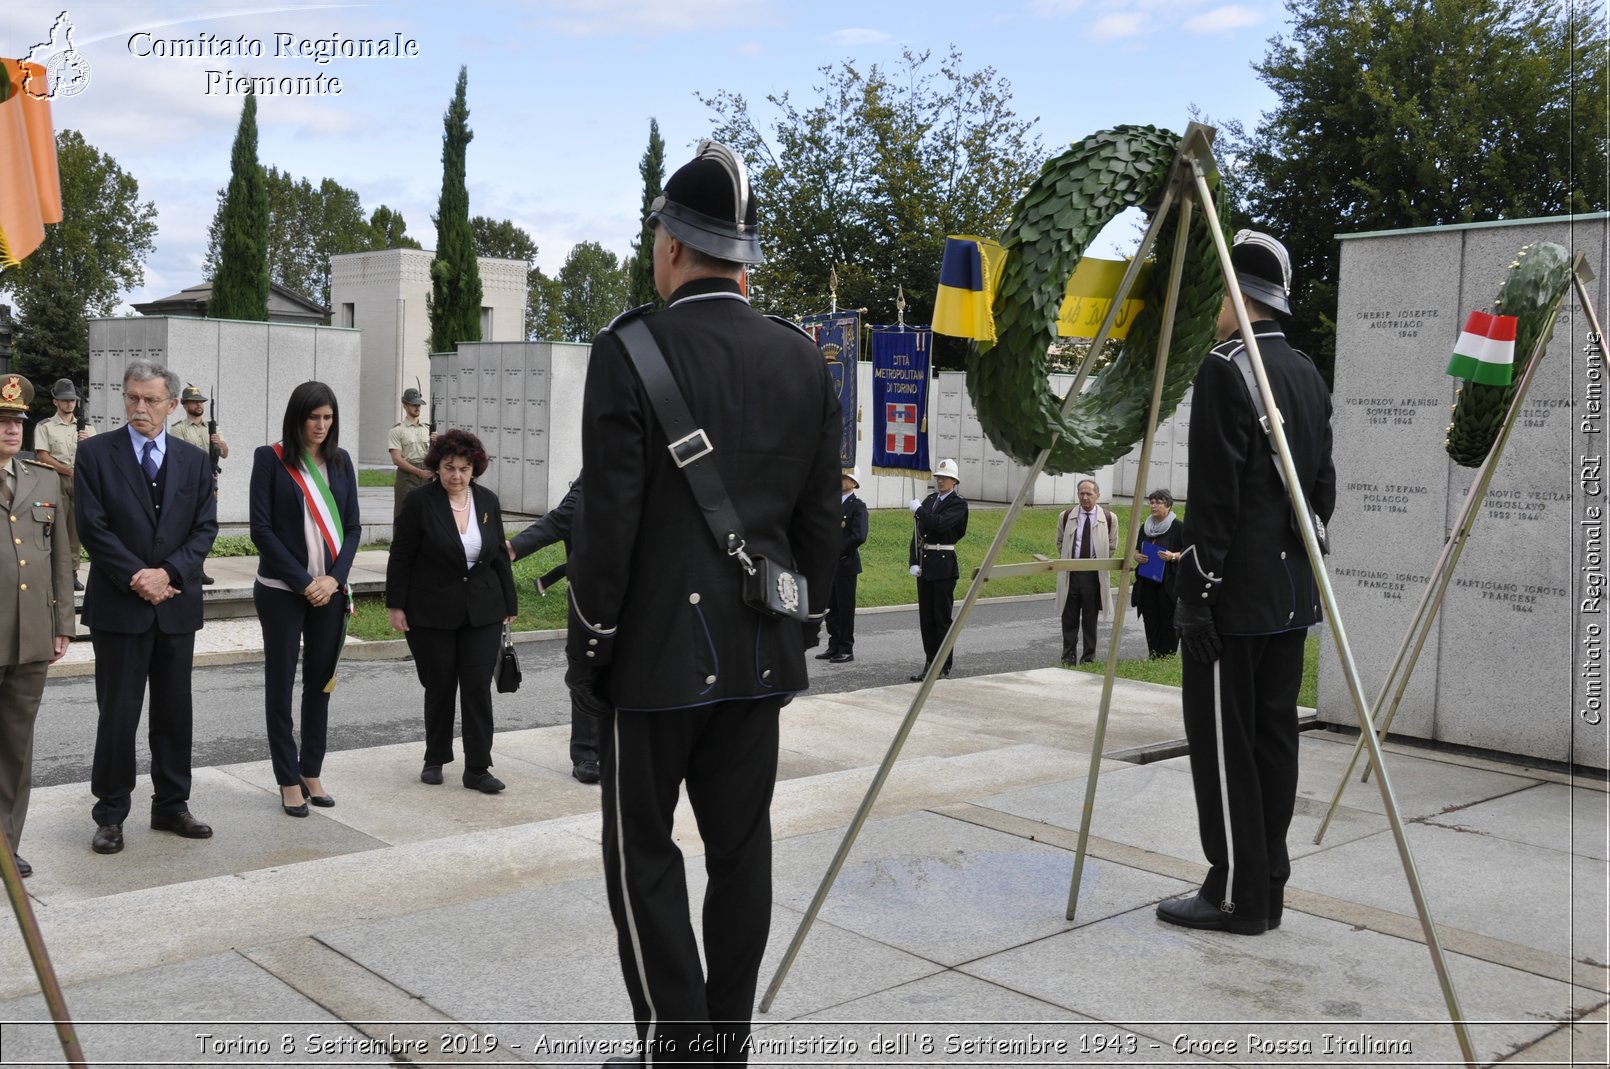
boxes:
[274,442,354,691]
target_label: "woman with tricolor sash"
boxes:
[250,382,361,818]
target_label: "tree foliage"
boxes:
[368,205,421,250]
[429,66,483,354]
[557,241,627,342]
[471,215,557,340]
[627,118,664,309]
[701,46,1043,364]
[209,93,270,321]
[1230,0,1606,383]
[0,129,157,386]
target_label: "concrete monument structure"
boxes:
[1319,213,1607,770]
[328,248,526,467]
[85,315,363,532]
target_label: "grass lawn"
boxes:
[358,468,396,487]
[1073,635,1322,709]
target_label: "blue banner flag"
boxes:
[871,325,931,477]
[801,311,860,468]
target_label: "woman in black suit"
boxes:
[250,381,360,817]
[386,429,518,792]
[1131,487,1185,658]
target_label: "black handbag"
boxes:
[613,317,812,623]
[495,624,522,693]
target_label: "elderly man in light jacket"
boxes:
[1055,477,1118,664]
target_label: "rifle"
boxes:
[207,387,222,476]
[74,391,87,434]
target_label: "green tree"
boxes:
[557,241,627,342]
[528,269,564,342]
[472,215,550,339]
[428,66,483,355]
[1233,0,1606,383]
[368,205,421,249]
[627,118,665,308]
[209,93,269,321]
[206,168,371,310]
[0,130,157,387]
[701,46,1043,365]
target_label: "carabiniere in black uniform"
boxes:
[566,140,841,1063]
[1166,229,1336,936]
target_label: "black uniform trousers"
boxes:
[825,571,858,654]
[90,629,197,825]
[600,697,781,1064]
[254,582,345,786]
[1061,572,1101,663]
[406,620,500,771]
[915,577,957,673]
[570,698,599,764]
[1179,630,1304,923]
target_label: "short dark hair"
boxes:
[279,381,344,471]
[1146,488,1174,506]
[424,427,489,477]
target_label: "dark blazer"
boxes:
[1181,321,1336,635]
[249,444,361,589]
[837,493,868,576]
[75,429,218,634]
[909,490,968,582]
[386,480,517,629]
[510,476,578,559]
[567,277,841,712]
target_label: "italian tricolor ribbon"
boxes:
[273,443,354,692]
[1445,310,1517,386]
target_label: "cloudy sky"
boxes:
[4,0,1284,311]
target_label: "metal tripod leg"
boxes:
[1312,265,1580,843]
[2,827,87,1065]
[757,151,1189,1015]
[1190,164,1476,1068]
[1065,186,1194,920]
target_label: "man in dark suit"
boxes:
[506,474,599,783]
[816,467,868,664]
[1158,230,1336,935]
[75,360,219,855]
[908,458,968,680]
[566,141,840,1061]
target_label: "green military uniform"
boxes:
[0,375,76,873]
[33,410,91,567]
[169,418,209,452]
[388,392,432,517]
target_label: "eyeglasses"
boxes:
[123,392,172,408]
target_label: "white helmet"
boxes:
[933,458,960,482]
[842,467,861,488]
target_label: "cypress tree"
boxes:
[428,66,483,354]
[626,118,665,308]
[209,93,269,321]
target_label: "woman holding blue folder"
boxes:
[1132,488,1184,658]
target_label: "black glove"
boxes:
[802,616,823,650]
[1174,600,1222,664]
[565,658,614,719]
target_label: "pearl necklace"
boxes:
[448,494,470,513]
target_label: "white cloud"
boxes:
[1183,5,1262,33]
[539,0,777,37]
[1027,0,1088,15]
[1089,12,1150,39]
[736,39,764,58]
[827,27,894,46]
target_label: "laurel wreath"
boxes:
[1444,241,1573,467]
[964,125,1225,474]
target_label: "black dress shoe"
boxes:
[1156,892,1266,935]
[202,573,216,586]
[13,854,31,877]
[463,770,506,793]
[73,577,84,591]
[909,665,932,682]
[828,652,854,663]
[813,650,836,660]
[92,824,124,854]
[282,797,309,818]
[572,759,600,784]
[420,763,443,785]
[151,810,213,839]
[300,777,335,807]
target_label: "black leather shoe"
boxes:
[813,650,836,660]
[282,797,309,818]
[828,652,854,663]
[1156,892,1266,935]
[909,666,931,682]
[420,763,443,785]
[73,577,84,591]
[13,854,31,877]
[202,573,216,586]
[572,759,600,785]
[300,777,334,807]
[92,824,124,854]
[151,810,213,839]
[463,770,505,793]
